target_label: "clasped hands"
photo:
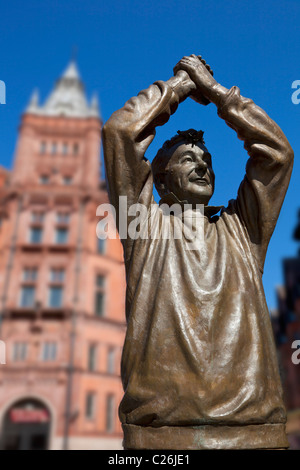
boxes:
[173,54,217,106]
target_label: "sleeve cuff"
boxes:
[217,85,241,118]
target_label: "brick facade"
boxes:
[0,62,126,450]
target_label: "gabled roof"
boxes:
[26,60,100,119]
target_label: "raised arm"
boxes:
[102,71,197,222]
[176,55,294,272]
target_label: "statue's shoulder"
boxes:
[220,199,237,216]
[211,199,239,224]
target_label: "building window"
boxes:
[56,212,70,224]
[40,142,46,154]
[73,143,79,155]
[50,268,65,283]
[29,211,44,244]
[31,211,45,224]
[56,212,70,225]
[48,268,64,308]
[41,342,57,361]
[85,392,96,419]
[55,227,68,244]
[51,142,57,155]
[12,342,27,361]
[20,286,35,307]
[23,267,38,282]
[96,220,107,254]
[39,175,49,185]
[20,266,38,307]
[106,395,115,433]
[97,237,106,255]
[48,286,63,308]
[107,347,115,374]
[63,176,72,185]
[29,227,43,244]
[95,275,105,317]
[62,143,68,155]
[88,344,97,372]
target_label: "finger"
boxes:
[173,59,186,69]
[174,58,192,69]
[173,61,190,74]
[173,65,188,75]
[173,65,181,75]
[182,55,199,62]
[174,55,199,73]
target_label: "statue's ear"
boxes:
[154,172,168,197]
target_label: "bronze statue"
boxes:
[102,55,294,449]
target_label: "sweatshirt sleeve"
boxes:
[217,86,294,272]
[102,80,181,220]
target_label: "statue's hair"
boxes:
[151,129,206,197]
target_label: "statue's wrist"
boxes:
[204,82,227,106]
[167,72,196,102]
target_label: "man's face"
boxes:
[164,141,215,206]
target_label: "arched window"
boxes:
[1,398,51,450]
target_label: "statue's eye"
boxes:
[182,156,193,163]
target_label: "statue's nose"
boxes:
[195,158,207,172]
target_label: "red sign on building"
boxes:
[10,409,49,423]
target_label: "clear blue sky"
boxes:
[0,0,299,309]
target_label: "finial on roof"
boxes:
[61,60,81,80]
[26,88,39,112]
[61,46,80,80]
[89,92,101,117]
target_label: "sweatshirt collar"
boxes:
[159,192,224,217]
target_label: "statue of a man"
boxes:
[102,55,293,450]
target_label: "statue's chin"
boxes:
[179,192,212,206]
[159,191,213,208]
[171,186,213,206]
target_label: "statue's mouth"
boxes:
[191,177,209,185]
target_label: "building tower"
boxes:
[0,61,126,450]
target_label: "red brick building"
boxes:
[271,211,300,449]
[0,61,126,450]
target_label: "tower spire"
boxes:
[24,57,100,119]
[61,60,81,81]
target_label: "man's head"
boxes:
[152,129,215,206]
